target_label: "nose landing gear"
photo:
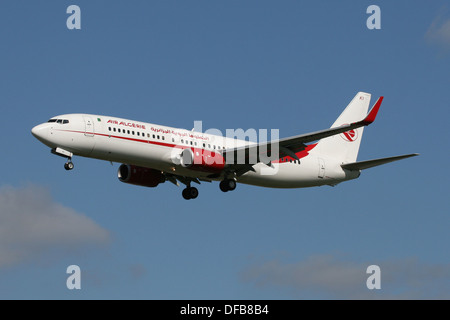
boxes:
[51,148,75,171]
[64,159,74,171]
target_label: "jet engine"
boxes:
[118,164,165,188]
[180,148,225,173]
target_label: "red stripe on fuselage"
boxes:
[55,129,179,149]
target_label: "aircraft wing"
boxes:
[222,96,383,165]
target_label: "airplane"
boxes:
[31,92,418,200]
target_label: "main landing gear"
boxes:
[220,179,237,192]
[64,159,74,171]
[182,186,199,200]
[181,179,237,200]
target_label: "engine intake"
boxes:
[118,164,165,188]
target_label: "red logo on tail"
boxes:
[340,129,358,142]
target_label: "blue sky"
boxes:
[0,1,449,299]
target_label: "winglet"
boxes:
[361,96,383,125]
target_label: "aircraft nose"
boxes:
[31,124,48,141]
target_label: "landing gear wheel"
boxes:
[226,179,236,191]
[64,161,74,171]
[220,180,229,192]
[182,187,199,200]
[220,179,236,192]
[188,187,199,199]
[182,188,190,200]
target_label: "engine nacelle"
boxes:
[180,148,225,173]
[118,164,165,188]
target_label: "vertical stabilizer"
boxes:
[311,92,371,163]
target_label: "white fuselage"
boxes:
[31,114,360,189]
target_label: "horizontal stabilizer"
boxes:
[341,153,419,171]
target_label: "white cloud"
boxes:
[241,254,450,299]
[426,9,450,49]
[0,185,110,268]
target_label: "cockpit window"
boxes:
[48,119,69,124]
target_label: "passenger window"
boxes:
[208,144,211,148]
[157,135,160,139]
[190,141,193,145]
[108,127,111,131]
[118,129,121,133]
[162,136,165,141]
[113,128,116,132]
[153,134,155,139]
[172,138,175,142]
[181,139,184,143]
[127,130,130,134]
[132,131,135,135]
[194,142,197,146]
[203,143,206,148]
[137,132,140,136]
